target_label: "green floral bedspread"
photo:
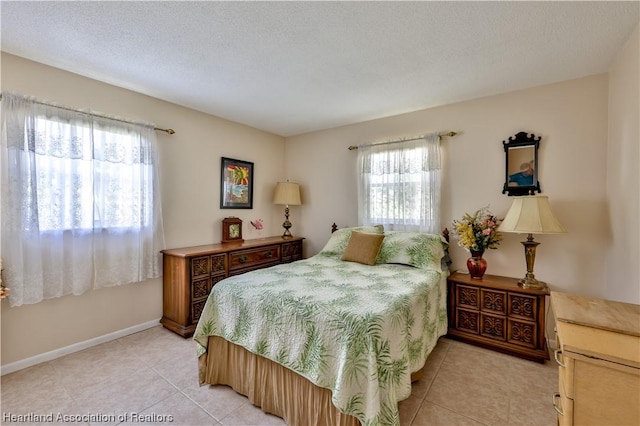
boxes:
[194,254,448,426]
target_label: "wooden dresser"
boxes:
[160,236,304,337]
[447,272,550,363]
[551,291,640,426]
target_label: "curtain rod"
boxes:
[0,93,175,135]
[347,131,457,150]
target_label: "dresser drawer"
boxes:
[456,284,480,310]
[229,245,281,271]
[455,307,479,334]
[282,240,302,262]
[508,293,538,321]
[555,371,574,426]
[554,342,575,399]
[480,312,506,340]
[191,253,227,278]
[507,318,537,348]
[481,288,507,314]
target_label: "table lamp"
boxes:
[273,181,301,238]
[498,195,566,289]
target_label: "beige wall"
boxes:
[0,53,286,365]
[606,24,640,304]
[287,74,611,305]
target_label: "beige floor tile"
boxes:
[118,325,196,367]
[182,384,252,422]
[151,356,200,390]
[507,389,557,426]
[49,340,148,396]
[72,368,178,421]
[412,401,487,425]
[1,363,77,416]
[118,392,219,425]
[425,344,511,425]
[218,402,287,426]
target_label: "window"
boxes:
[357,133,441,233]
[31,118,154,232]
[1,92,165,306]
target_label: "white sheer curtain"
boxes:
[1,92,165,307]
[357,132,441,233]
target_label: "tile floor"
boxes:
[1,326,558,425]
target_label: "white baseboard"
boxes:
[1,318,161,376]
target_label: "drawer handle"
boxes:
[554,349,565,368]
[552,393,564,416]
[265,251,273,259]
[238,256,247,264]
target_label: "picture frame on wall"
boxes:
[220,157,254,209]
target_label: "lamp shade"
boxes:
[272,182,301,206]
[498,195,566,234]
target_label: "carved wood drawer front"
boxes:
[508,318,537,348]
[456,308,479,334]
[210,254,227,274]
[457,284,480,310]
[191,255,210,277]
[508,293,537,321]
[481,312,507,341]
[191,299,207,324]
[481,289,507,314]
[282,241,302,261]
[229,245,281,270]
[192,277,211,300]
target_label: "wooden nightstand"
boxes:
[447,272,550,363]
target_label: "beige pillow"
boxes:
[341,231,385,265]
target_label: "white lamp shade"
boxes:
[498,195,566,234]
[272,182,301,206]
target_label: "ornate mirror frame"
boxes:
[502,131,541,196]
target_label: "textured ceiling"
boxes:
[1,1,638,137]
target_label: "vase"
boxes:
[467,250,487,280]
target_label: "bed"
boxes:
[194,226,450,426]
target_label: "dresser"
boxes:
[160,236,304,337]
[551,291,640,426]
[446,272,549,363]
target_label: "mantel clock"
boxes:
[222,217,243,243]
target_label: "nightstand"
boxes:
[447,271,550,363]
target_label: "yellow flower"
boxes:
[452,206,502,252]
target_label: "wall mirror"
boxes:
[502,131,541,196]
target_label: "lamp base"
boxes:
[517,234,547,290]
[281,206,293,238]
[518,274,548,290]
[281,227,293,239]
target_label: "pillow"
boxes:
[317,225,384,258]
[341,231,385,265]
[376,231,447,271]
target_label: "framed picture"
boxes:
[220,157,254,209]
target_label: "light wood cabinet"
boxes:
[551,291,640,425]
[160,236,303,337]
[447,272,549,363]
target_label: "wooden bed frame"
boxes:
[199,225,451,426]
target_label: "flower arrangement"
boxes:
[452,206,502,253]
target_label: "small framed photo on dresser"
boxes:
[220,157,254,209]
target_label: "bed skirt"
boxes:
[200,336,360,425]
